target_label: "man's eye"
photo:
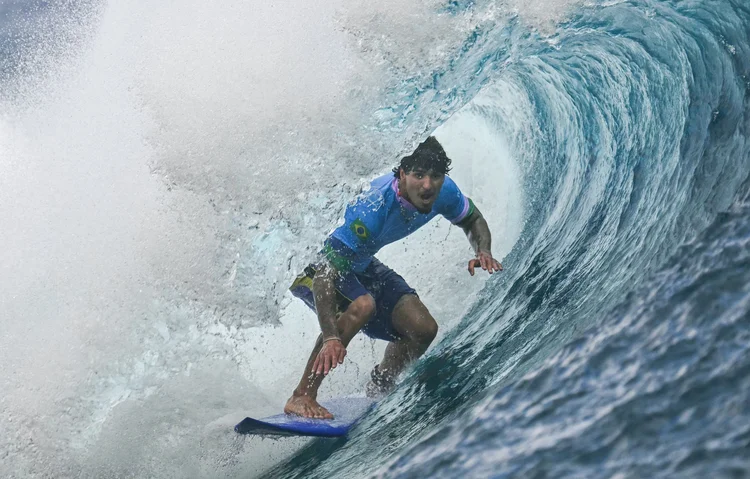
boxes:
[415,174,424,179]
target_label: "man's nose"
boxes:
[422,177,433,190]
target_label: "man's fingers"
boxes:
[313,344,349,376]
[469,255,503,275]
[317,356,325,375]
[482,256,490,271]
[469,257,502,276]
[312,355,321,375]
[331,350,340,368]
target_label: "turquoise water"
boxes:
[268,1,750,477]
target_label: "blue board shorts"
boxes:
[289,258,417,341]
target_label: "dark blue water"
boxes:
[266,0,750,477]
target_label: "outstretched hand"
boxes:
[468,250,503,276]
[313,338,347,376]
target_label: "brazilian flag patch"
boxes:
[350,218,370,241]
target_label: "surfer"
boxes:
[285,136,502,419]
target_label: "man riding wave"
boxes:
[285,136,502,419]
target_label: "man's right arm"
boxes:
[311,264,341,340]
[308,263,349,376]
[308,185,383,374]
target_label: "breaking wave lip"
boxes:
[267,0,750,478]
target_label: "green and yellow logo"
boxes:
[323,243,352,271]
[350,218,370,241]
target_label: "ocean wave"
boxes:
[269,0,750,477]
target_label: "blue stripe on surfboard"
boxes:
[234,397,375,437]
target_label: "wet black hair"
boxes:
[392,136,452,178]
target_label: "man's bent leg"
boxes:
[285,294,375,418]
[368,295,437,396]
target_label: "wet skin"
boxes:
[398,168,445,213]
[284,294,438,419]
[284,294,374,419]
[284,168,502,419]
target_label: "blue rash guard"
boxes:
[290,173,474,341]
[324,174,474,273]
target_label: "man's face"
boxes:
[399,168,446,213]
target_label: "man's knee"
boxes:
[352,294,376,317]
[414,317,438,345]
[392,295,438,345]
[344,294,376,326]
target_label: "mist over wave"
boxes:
[1,0,749,478]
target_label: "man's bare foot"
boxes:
[284,394,334,419]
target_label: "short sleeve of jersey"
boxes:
[328,187,386,272]
[434,176,473,224]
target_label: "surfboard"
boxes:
[234,397,375,437]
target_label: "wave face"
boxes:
[267,1,750,478]
[2,0,750,478]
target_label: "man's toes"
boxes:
[316,407,332,419]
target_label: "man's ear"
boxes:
[399,168,406,181]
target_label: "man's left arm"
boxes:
[457,206,503,276]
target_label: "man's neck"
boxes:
[396,178,415,208]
